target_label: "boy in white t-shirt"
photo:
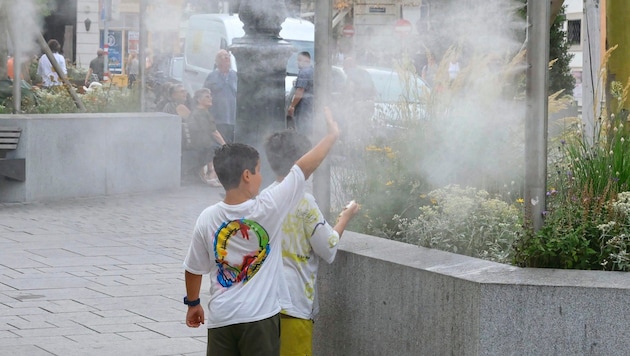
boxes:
[183,108,340,356]
[263,130,359,355]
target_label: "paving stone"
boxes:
[64,331,130,344]
[0,329,19,338]
[0,306,48,317]
[11,325,97,338]
[141,321,207,338]
[0,344,55,356]
[1,276,98,290]
[86,322,146,334]
[26,255,123,268]
[2,287,110,301]
[38,337,206,356]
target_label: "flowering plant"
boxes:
[394,185,521,263]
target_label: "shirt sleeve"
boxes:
[295,68,312,90]
[302,193,340,264]
[59,55,67,76]
[258,165,306,237]
[183,214,213,275]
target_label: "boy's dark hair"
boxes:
[298,51,311,59]
[48,39,61,53]
[264,130,312,177]
[213,143,260,190]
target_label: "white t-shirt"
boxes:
[37,53,67,87]
[183,165,305,328]
[265,181,340,320]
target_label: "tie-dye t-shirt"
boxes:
[265,181,341,320]
[183,165,305,328]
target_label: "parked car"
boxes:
[330,65,430,132]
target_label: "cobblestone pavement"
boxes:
[0,185,223,356]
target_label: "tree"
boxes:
[548,5,575,96]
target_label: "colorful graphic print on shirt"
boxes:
[214,219,270,288]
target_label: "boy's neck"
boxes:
[223,188,255,205]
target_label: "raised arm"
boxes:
[295,107,340,180]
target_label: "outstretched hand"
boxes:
[324,106,340,139]
[339,200,360,220]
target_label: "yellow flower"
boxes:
[430,198,437,205]
[516,198,524,204]
[385,180,394,186]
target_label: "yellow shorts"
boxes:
[280,314,314,356]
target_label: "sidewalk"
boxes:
[0,185,223,356]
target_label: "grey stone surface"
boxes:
[314,232,630,356]
[0,185,219,355]
[0,113,181,203]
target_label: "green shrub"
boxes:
[514,80,630,270]
[395,185,522,264]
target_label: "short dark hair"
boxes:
[298,51,311,59]
[264,130,312,177]
[48,39,61,53]
[213,143,260,190]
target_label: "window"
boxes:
[567,19,581,45]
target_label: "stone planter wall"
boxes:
[314,232,630,356]
[0,113,181,202]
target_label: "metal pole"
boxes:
[524,0,550,232]
[582,0,601,143]
[103,0,110,78]
[313,0,333,219]
[6,4,21,113]
[139,0,147,112]
[36,33,87,112]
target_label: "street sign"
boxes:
[342,24,355,37]
[394,19,412,36]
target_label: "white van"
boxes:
[182,13,315,94]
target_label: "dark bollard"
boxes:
[231,0,293,187]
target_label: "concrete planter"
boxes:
[315,232,630,356]
[0,113,181,202]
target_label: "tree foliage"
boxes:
[549,6,575,96]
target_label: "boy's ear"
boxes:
[242,169,251,183]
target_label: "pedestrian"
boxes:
[162,84,190,117]
[183,107,341,356]
[287,51,314,136]
[84,48,105,86]
[263,129,359,356]
[126,51,139,89]
[187,88,226,187]
[203,49,237,143]
[37,39,66,88]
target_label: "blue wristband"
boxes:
[183,296,201,307]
